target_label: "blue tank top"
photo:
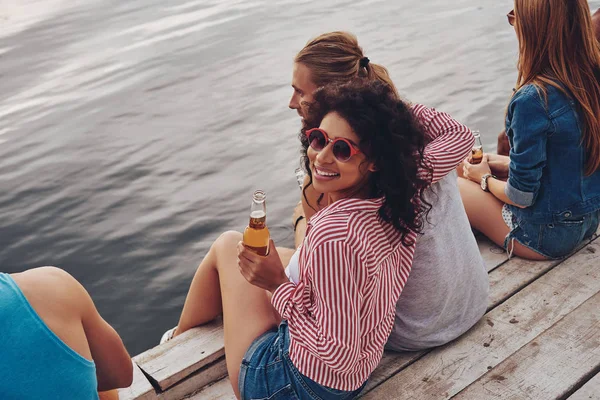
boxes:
[0,273,99,400]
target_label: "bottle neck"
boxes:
[249,203,266,229]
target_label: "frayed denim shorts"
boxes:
[239,321,366,400]
[503,207,599,259]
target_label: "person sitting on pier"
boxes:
[0,267,133,400]
[164,79,473,399]
[496,7,600,156]
[287,32,489,352]
[459,0,600,260]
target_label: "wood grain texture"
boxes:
[362,351,425,393]
[455,292,600,399]
[568,372,600,400]
[134,319,224,391]
[187,378,236,400]
[159,358,228,400]
[476,233,508,272]
[117,361,157,400]
[486,228,599,310]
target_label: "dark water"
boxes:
[2,0,598,356]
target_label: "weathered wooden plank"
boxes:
[455,292,600,399]
[362,351,424,393]
[568,372,600,400]
[159,358,228,400]
[476,233,508,272]
[361,240,600,400]
[487,234,599,310]
[487,257,558,310]
[187,378,236,400]
[134,319,224,391]
[117,360,157,400]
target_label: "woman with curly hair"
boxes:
[163,79,472,399]
[288,32,487,352]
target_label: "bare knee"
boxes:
[216,231,243,247]
[211,231,243,260]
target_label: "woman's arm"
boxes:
[504,88,551,207]
[462,88,550,208]
[412,104,475,183]
[489,176,524,208]
[462,156,523,208]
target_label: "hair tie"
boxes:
[359,57,370,68]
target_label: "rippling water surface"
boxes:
[2,0,598,355]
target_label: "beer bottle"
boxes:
[243,190,270,256]
[471,131,484,165]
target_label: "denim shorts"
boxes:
[239,321,367,400]
[504,209,600,259]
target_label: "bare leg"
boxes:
[175,231,281,398]
[457,178,547,260]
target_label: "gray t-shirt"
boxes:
[386,171,489,351]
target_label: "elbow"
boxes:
[505,180,536,208]
[98,340,135,390]
[97,359,134,391]
[117,360,134,388]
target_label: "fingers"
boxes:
[237,242,259,264]
[267,239,277,255]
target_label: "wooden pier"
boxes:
[118,229,600,400]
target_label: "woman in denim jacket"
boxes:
[459,0,600,260]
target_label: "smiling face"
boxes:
[289,62,319,119]
[308,112,375,202]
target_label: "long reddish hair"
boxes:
[514,0,600,175]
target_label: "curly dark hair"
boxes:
[300,79,433,246]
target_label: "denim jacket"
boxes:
[505,83,600,224]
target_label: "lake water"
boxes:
[2,0,599,355]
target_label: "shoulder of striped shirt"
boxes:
[308,207,390,248]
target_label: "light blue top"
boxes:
[0,273,99,400]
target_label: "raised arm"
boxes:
[412,104,475,183]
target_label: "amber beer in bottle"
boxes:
[243,190,270,256]
[471,131,484,165]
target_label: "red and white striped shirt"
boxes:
[271,104,473,391]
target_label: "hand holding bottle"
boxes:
[487,153,510,180]
[237,240,289,293]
